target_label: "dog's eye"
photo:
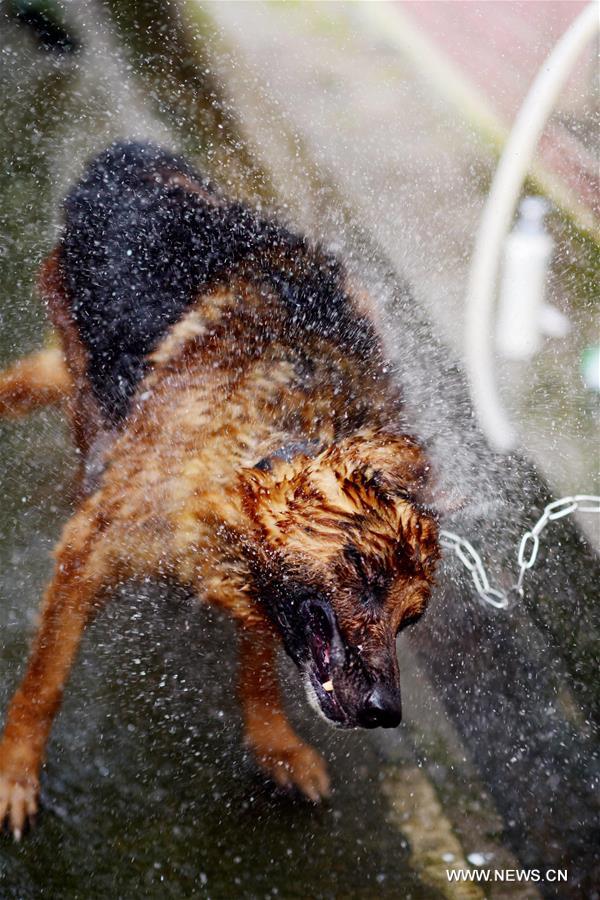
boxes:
[343,544,388,606]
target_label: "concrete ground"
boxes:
[1,1,598,897]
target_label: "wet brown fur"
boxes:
[0,231,439,836]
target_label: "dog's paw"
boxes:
[254,741,331,803]
[0,772,39,841]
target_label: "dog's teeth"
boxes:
[322,680,334,692]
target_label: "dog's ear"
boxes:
[328,432,441,573]
[332,431,471,521]
[324,431,435,511]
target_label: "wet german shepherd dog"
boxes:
[0,143,439,838]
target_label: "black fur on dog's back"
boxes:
[61,141,378,421]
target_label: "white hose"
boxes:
[465,2,598,452]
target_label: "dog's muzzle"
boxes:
[300,599,402,729]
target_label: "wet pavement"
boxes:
[0,3,498,897]
[1,2,597,898]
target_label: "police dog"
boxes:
[0,143,439,838]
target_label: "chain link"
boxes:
[440,494,600,610]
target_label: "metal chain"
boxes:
[440,494,600,610]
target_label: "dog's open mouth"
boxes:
[304,601,351,727]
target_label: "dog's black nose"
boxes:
[357,687,402,728]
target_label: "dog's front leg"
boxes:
[0,506,109,839]
[237,623,330,802]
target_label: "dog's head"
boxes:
[240,430,439,729]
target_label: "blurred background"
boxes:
[0,2,598,898]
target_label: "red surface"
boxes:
[399,1,598,221]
